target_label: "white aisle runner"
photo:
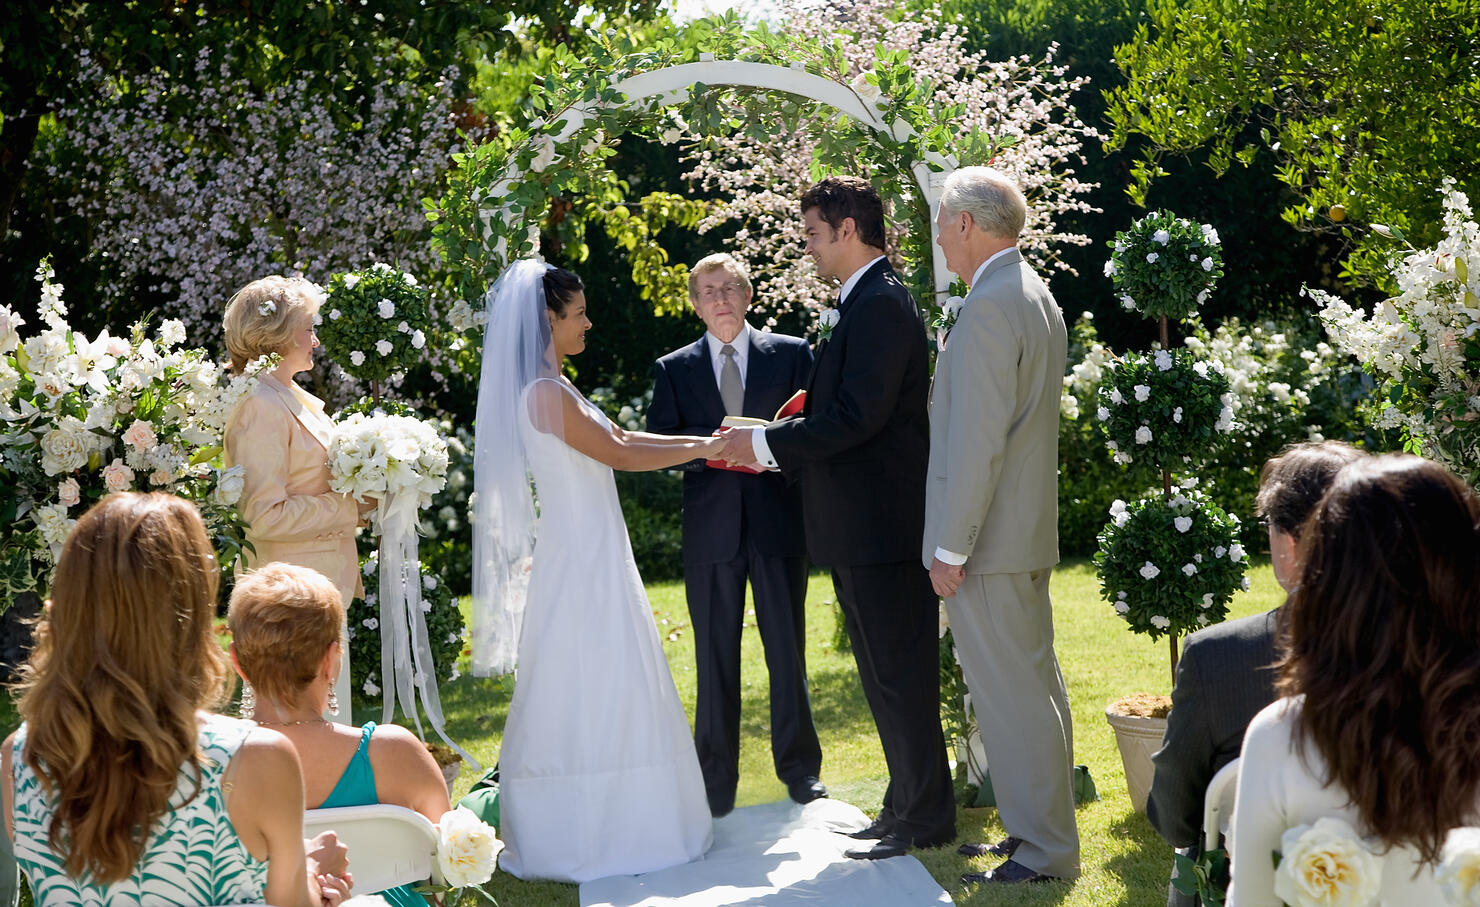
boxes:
[579,799,953,907]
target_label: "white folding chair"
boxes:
[1203,757,1241,853]
[303,804,443,895]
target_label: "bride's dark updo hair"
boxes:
[543,267,584,316]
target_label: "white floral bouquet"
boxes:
[1439,826,1480,906]
[1097,349,1235,469]
[1313,178,1480,487]
[0,259,258,611]
[1105,210,1224,322]
[317,263,432,386]
[1094,484,1248,641]
[1273,817,1382,907]
[328,412,448,512]
[416,806,503,902]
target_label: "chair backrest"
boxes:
[1203,757,1241,852]
[303,804,442,895]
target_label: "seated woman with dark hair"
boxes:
[229,562,451,907]
[1,492,348,907]
[1229,454,1480,905]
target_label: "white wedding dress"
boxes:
[497,379,713,883]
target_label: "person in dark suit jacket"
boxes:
[646,252,824,818]
[718,176,955,860]
[1148,440,1364,906]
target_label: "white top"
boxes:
[705,322,752,390]
[1229,696,1447,906]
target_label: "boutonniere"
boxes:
[816,306,840,341]
[934,295,964,348]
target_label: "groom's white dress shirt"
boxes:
[706,322,753,389]
[933,247,1016,568]
[749,256,886,469]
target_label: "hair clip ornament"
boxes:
[258,300,277,317]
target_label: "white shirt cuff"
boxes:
[934,547,968,566]
[751,428,779,469]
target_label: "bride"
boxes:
[472,259,720,883]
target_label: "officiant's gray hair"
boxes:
[940,167,1026,240]
[687,252,753,299]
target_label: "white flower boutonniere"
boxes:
[934,295,964,348]
[817,307,840,341]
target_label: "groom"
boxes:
[719,176,955,860]
[926,167,1078,885]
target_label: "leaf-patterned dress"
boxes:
[11,712,270,906]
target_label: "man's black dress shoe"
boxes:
[846,826,956,860]
[846,816,893,840]
[787,775,828,805]
[957,836,1022,858]
[960,859,1062,886]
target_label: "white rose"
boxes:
[1438,826,1480,906]
[1109,388,1124,405]
[530,134,559,170]
[1201,224,1221,245]
[1229,543,1246,563]
[213,465,246,506]
[343,274,361,290]
[397,320,411,334]
[329,309,343,320]
[363,617,379,631]
[362,677,380,697]
[1146,252,1159,264]
[849,70,883,103]
[942,295,964,319]
[1241,576,1251,590]
[1150,615,1170,629]
[40,427,89,476]
[1274,817,1382,907]
[1133,384,1151,402]
[350,350,366,366]
[378,298,396,319]
[1174,516,1193,533]
[101,458,134,493]
[436,806,503,888]
[1215,546,1228,558]
[1139,561,1160,580]
[1201,593,1214,608]
[1154,350,1173,371]
[1182,563,1197,576]
[1173,406,1183,423]
[411,330,426,350]
[1201,257,1214,271]
[1097,406,1111,421]
[1152,229,1170,245]
[376,339,394,356]
[818,308,840,329]
[1114,602,1130,614]
[1120,294,1136,311]
[1135,426,1153,445]
[423,573,438,591]
[57,477,81,508]
[159,319,187,347]
[1103,260,1117,277]
[1109,499,1130,527]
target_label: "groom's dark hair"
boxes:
[801,176,887,252]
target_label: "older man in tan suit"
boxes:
[925,167,1078,885]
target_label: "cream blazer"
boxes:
[923,248,1067,575]
[224,377,362,604]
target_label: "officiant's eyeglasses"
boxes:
[698,282,747,300]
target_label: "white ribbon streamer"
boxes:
[377,491,480,769]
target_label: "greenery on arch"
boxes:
[428,16,1017,315]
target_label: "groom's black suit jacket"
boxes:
[765,258,932,567]
[647,329,812,565]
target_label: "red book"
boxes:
[705,390,807,473]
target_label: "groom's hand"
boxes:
[717,427,757,467]
[930,558,966,598]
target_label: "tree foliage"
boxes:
[1105,0,1480,287]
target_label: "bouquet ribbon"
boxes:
[377,491,479,768]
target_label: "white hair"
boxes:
[939,167,1027,240]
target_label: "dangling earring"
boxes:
[327,689,340,716]
[240,683,256,721]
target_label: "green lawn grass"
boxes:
[0,557,1281,906]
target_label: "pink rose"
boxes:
[101,459,133,494]
[121,419,158,450]
[150,468,173,486]
[57,478,80,508]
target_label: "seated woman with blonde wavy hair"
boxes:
[1,492,349,906]
[229,562,451,907]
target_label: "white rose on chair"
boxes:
[1439,827,1480,906]
[1273,817,1382,907]
[436,806,503,889]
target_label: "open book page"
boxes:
[706,390,806,473]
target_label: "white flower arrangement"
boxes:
[1438,826,1480,906]
[328,412,448,511]
[1098,349,1234,469]
[1273,817,1382,907]
[404,806,503,902]
[0,260,259,603]
[1106,210,1224,322]
[318,264,434,384]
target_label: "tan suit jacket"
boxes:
[224,377,362,604]
[922,248,1066,574]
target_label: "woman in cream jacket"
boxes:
[223,276,372,722]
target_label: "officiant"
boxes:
[646,252,825,818]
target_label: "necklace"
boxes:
[256,717,330,728]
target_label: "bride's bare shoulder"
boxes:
[525,377,584,433]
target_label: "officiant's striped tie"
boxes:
[719,344,743,416]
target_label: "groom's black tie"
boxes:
[719,344,744,416]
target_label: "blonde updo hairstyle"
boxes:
[223,275,323,374]
[227,562,345,713]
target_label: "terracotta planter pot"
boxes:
[1105,698,1170,814]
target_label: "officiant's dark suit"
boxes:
[646,254,822,817]
[727,177,955,855]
